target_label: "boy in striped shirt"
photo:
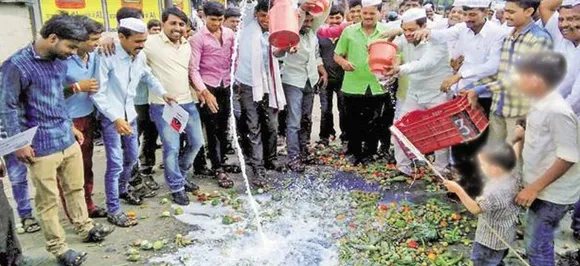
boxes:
[444,142,519,265]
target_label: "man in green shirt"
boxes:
[334,0,389,164]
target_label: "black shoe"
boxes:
[172,191,190,206]
[131,184,157,198]
[119,191,143,205]
[287,157,305,173]
[252,169,268,189]
[194,167,213,176]
[83,223,114,243]
[265,161,284,172]
[57,249,87,266]
[184,180,200,193]
[226,143,235,155]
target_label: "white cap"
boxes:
[492,1,505,10]
[401,8,427,22]
[119,18,147,33]
[464,0,492,8]
[452,0,466,7]
[361,0,382,7]
[423,3,433,9]
[562,0,579,7]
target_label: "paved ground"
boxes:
[5,95,580,265]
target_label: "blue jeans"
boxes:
[570,196,580,233]
[150,102,203,192]
[3,154,32,219]
[471,242,507,266]
[283,82,315,159]
[525,199,569,266]
[101,117,138,215]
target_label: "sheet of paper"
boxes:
[162,103,189,133]
[0,127,38,157]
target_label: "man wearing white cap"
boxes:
[538,0,580,110]
[92,17,175,227]
[413,0,508,195]
[381,8,453,177]
[334,0,391,164]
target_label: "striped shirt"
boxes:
[0,44,75,157]
[467,21,553,118]
[475,176,520,250]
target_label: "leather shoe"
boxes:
[172,191,190,206]
[184,180,200,192]
[265,160,285,172]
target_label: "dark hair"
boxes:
[329,4,345,16]
[116,7,143,23]
[76,15,104,35]
[40,14,88,42]
[204,1,226,17]
[147,19,161,29]
[462,6,488,12]
[414,17,428,27]
[118,27,140,38]
[480,142,517,172]
[255,0,272,12]
[516,51,567,88]
[162,6,188,23]
[348,0,361,8]
[225,7,242,19]
[505,0,540,13]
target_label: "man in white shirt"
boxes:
[92,18,174,227]
[382,8,453,177]
[414,0,508,196]
[538,0,580,112]
[282,10,329,172]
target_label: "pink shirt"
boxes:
[189,26,235,91]
[317,22,349,39]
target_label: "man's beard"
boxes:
[299,28,310,35]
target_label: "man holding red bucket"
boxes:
[380,8,454,177]
[334,0,391,165]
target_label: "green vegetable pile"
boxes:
[337,191,477,265]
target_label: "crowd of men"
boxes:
[0,0,579,264]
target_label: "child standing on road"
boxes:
[444,142,519,266]
[512,51,580,265]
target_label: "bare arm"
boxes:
[539,0,562,25]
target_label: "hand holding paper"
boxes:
[162,103,190,133]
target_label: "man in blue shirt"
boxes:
[91,17,174,227]
[0,14,112,266]
[59,16,107,220]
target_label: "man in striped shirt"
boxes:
[0,14,112,265]
[464,0,552,142]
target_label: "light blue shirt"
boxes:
[92,43,166,123]
[236,31,272,87]
[64,52,98,118]
[134,81,149,105]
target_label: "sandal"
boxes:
[107,212,138,227]
[83,223,114,243]
[215,171,234,189]
[223,164,241,173]
[22,217,41,233]
[252,170,268,189]
[88,206,107,219]
[142,174,160,191]
[57,249,87,266]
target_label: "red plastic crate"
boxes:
[394,96,489,155]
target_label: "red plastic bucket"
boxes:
[310,0,330,17]
[368,40,398,75]
[268,0,300,49]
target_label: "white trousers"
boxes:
[394,94,450,175]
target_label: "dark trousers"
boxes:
[278,109,287,138]
[59,115,97,221]
[319,79,346,141]
[378,89,396,150]
[452,97,492,197]
[135,104,158,174]
[0,182,23,266]
[343,90,386,159]
[199,84,232,170]
[239,83,278,171]
[471,242,508,266]
[233,84,250,156]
